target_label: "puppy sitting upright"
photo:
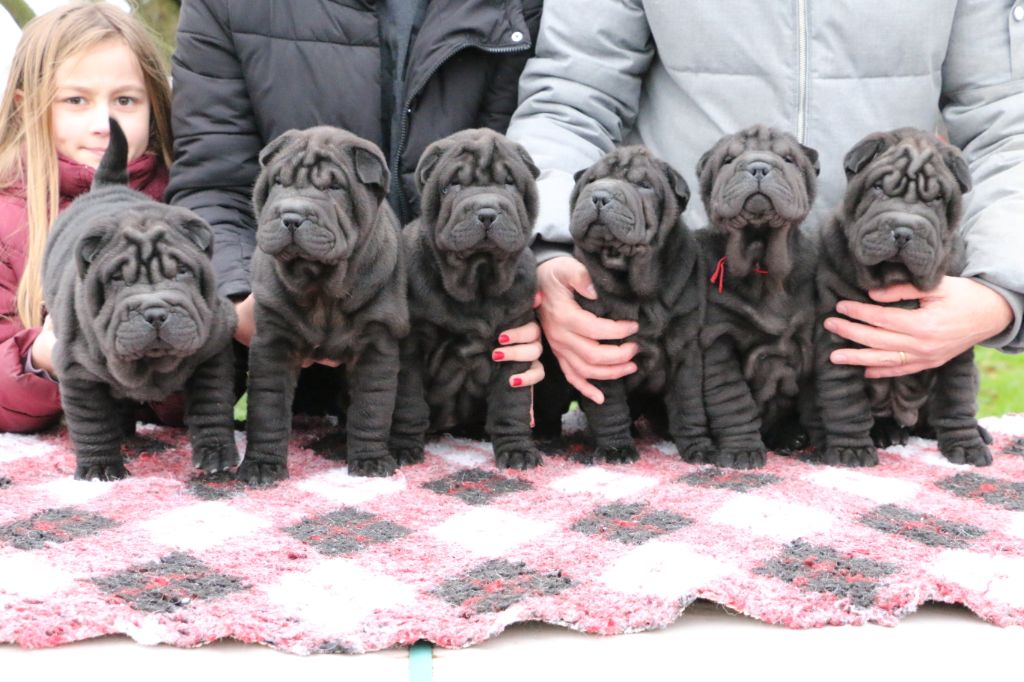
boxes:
[696,125,820,468]
[567,146,711,463]
[44,119,238,480]
[241,127,408,483]
[814,128,989,467]
[389,129,541,470]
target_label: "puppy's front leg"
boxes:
[346,326,400,477]
[389,338,429,467]
[61,375,128,480]
[703,339,766,469]
[929,348,990,466]
[487,359,541,470]
[240,327,300,484]
[185,344,240,474]
[578,380,637,464]
[815,329,878,467]
[668,342,714,464]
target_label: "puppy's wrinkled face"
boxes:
[840,128,971,291]
[417,129,539,301]
[254,126,388,280]
[570,146,689,297]
[75,206,217,372]
[698,126,819,278]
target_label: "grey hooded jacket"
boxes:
[507,0,1024,352]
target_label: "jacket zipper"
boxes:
[392,41,531,223]
[797,0,808,143]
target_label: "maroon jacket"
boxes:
[0,154,170,432]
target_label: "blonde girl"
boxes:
[0,1,173,432]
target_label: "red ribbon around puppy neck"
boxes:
[709,256,768,293]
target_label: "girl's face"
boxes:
[50,39,151,169]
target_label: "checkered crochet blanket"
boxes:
[1,415,1023,654]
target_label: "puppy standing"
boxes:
[567,146,711,463]
[241,127,408,483]
[696,125,820,468]
[389,129,541,470]
[44,120,238,480]
[814,128,989,467]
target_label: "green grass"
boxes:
[976,347,1024,417]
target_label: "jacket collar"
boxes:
[57,152,164,201]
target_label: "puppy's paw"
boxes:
[871,419,908,448]
[236,458,289,486]
[595,444,639,464]
[496,448,542,470]
[391,446,424,467]
[676,438,715,464]
[941,441,992,467]
[75,460,130,481]
[822,446,878,467]
[193,440,241,474]
[714,448,766,469]
[348,455,399,478]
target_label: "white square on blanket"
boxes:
[0,434,56,463]
[141,501,272,552]
[599,540,734,599]
[548,468,659,500]
[0,552,77,601]
[804,467,922,505]
[928,549,1024,608]
[710,495,834,541]
[264,558,418,633]
[428,507,555,558]
[297,468,406,505]
[30,477,116,506]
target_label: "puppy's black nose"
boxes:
[747,162,771,179]
[281,212,306,231]
[893,226,914,248]
[143,306,168,328]
[591,190,612,208]
[476,208,498,227]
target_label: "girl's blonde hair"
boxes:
[0,1,173,328]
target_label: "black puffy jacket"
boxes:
[167,0,543,299]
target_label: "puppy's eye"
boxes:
[783,154,795,164]
[441,182,461,196]
[273,175,283,186]
[872,181,886,192]
[176,263,193,279]
[722,155,735,165]
[329,181,343,191]
[109,271,124,284]
[636,179,653,189]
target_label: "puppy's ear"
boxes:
[662,161,690,213]
[353,145,390,198]
[800,144,821,177]
[843,134,890,178]
[258,129,301,169]
[178,217,214,256]
[516,144,540,180]
[76,233,106,277]
[942,147,972,194]
[695,148,716,204]
[415,140,446,193]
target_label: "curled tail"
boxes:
[92,117,129,189]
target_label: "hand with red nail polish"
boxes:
[492,291,545,389]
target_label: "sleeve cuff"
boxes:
[974,278,1024,353]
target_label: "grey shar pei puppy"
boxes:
[43,119,237,480]
[561,146,711,464]
[813,128,990,466]
[242,127,409,483]
[695,125,820,469]
[389,129,541,470]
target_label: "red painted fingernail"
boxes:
[511,377,523,387]
[492,350,505,361]
[498,334,511,344]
